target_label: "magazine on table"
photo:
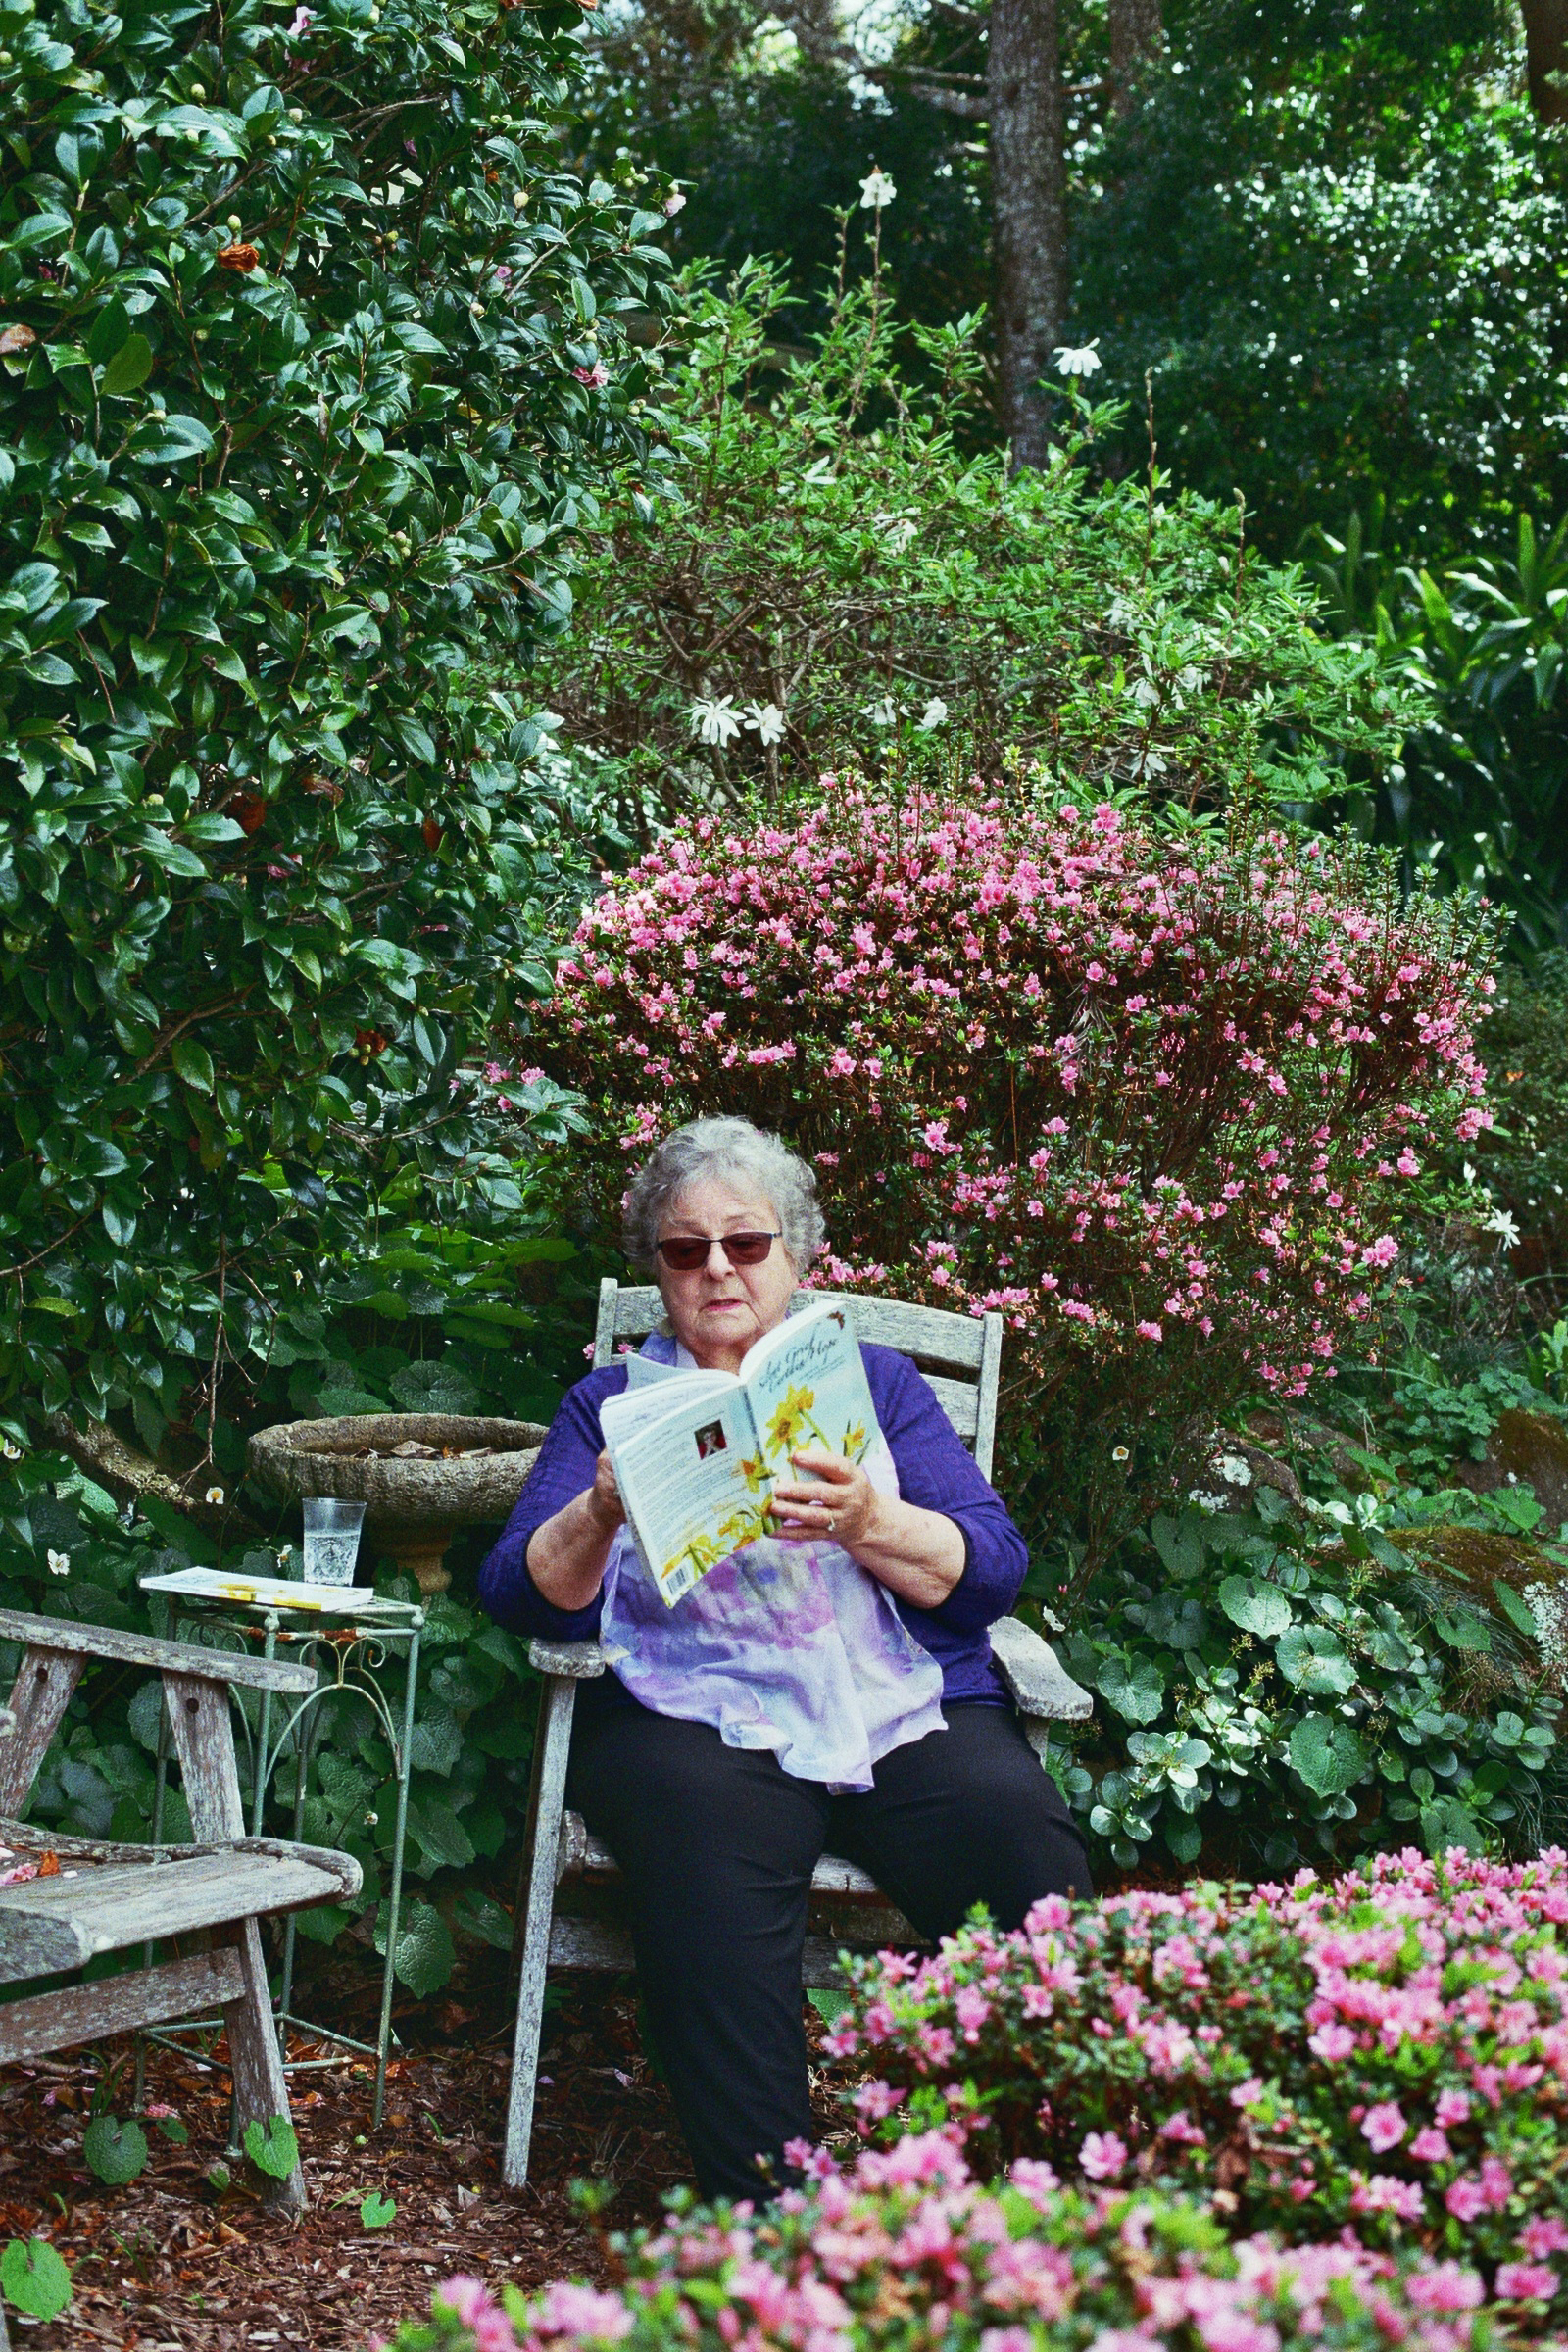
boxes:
[600,1299,879,1607]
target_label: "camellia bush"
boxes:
[525,255,1419,834]
[525,790,1498,1573]
[0,0,669,1473]
[384,2127,1503,2352]
[827,1847,1568,2331]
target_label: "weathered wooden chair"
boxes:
[0,1609,362,2212]
[501,1282,1093,2186]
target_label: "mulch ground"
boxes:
[0,1953,851,2350]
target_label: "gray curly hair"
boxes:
[622,1117,826,1274]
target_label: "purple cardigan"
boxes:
[477,1343,1028,1707]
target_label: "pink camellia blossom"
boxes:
[1078,2130,1128,2180]
[572,360,610,387]
[1360,2101,1406,2153]
[288,5,312,31]
[1494,2262,1558,2302]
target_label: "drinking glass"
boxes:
[301,1496,367,1587]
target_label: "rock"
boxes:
[1451,1407,1568,1533]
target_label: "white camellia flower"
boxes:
[1054,340,1102,379]
[663,190,687,217]
[47,1549,71,1576]
[743,701,786,746]
[0,1438,21,1461]
[917,697,949,732]
[865,696,899,729]
[689,696,742,747]
[858,167,896,210]
[205,1484,226,1505]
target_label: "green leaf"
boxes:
[375,1898,457,1997]
[242,2115,299,2181]
[100,334,153,397]
[1421,1794,1485,1857]
[83,2114,148,2184]
[1289,1713,1368,1796]
[1217,1574,1294,1640]
[360,2190,398,2230]
[171,1039,216,1093]
[1,2237,73,2321]
[1149,1512,1203,1581]
[154,2115,189,2145]
[1097,1652,1166,1725]
[449,1886,514,1950]
[1493,1579,1542,1641]
[388,1360,482,1414]
[1275,1625,1357,1695]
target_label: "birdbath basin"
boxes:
[248,1413,548,1597]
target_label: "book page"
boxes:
[603,1380,772,1607]
[741,1300,879,1481]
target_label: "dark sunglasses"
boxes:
[656,1230,782,1272]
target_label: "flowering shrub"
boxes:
[828,1847,1568,2329]
[381,2130,1500,2352]
[526,791,1497,1565]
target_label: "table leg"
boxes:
[373,1626,419,2131]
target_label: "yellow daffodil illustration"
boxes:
[764,1384,816,1459]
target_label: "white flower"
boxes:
[1111,1446,1130,1463]
[743,701,786,746]
[0,1439,21,1461]
[1054,340,1102,379]
[662,189,687,217]
[1462,1161,1478,1186]
[689,696,742,747]
[917,697,950,732]
[1483,1206,1520,1247]
[858,168,896,210]
[865,696,900,729]
[875,512,917,554]
[205,1484,226,1505]
[46,1549,71,1577]
[276,1545,295,1570]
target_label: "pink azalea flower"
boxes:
[1078,2130,1127,2180]
[1360,2100,1406,2153]
[1494,2262,1558,2302]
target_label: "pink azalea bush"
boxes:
[524,791,1496,1555]
[826,1846,1568,2330]
[381,2131,1500,2352]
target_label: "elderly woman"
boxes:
[479,1116,1090,2202]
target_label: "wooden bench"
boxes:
[501,1282,1093,2186]
[0,1609,362,2212]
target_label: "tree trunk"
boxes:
[1521,0,1568,122]
[1107,0,1162,112]
[988,0,1067,469]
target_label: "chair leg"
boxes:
[503,1675,577,2189]
[220,1918,306,2212]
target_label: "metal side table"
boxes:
[137,1579,423,2130]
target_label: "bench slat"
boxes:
[0,1850,348,1979]
[0,1608,318,1694]
[0,1946,247,2066]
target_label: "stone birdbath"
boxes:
[248,1413,548,1597]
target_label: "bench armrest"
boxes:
[527,1639,607,1680]
[0,1608,317,1695]
[989,1615,1093,1722]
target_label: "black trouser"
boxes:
[566,1685,1092,2203]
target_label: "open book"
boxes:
[599,1299,879,1607]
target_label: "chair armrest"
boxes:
[527,1640,607,1680]
[0,1608,317,1695]
[989,1616,1093,1722]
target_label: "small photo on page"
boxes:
[693,1419,728,1462]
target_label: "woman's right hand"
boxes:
[588,1448,626,1533]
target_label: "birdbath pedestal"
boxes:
[248,1412,548,1597]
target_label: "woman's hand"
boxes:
[771,1449,880,1549]
[526,1451,625,1612]
[772,1447,966,1608]
[588,1448,626,1534]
